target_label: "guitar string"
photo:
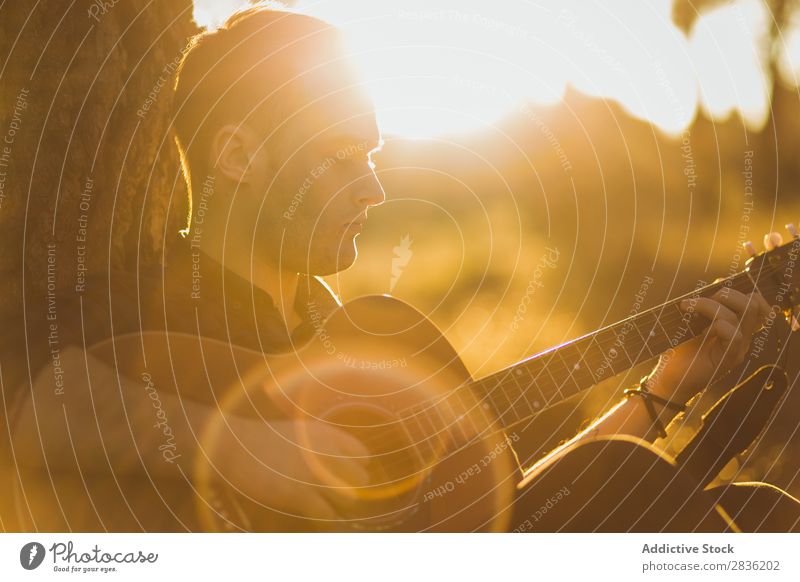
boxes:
[455,264,789,416]
[213,260,795,485]
[353,258,796,481]
[276,306,732,484]
[269,264,788,456]
[363,261,793,459]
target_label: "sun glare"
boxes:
[689,0,772,131]
[194,0,784,138]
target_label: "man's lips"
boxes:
[343,217,366,233]
[343,221,363,234]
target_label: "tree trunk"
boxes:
[0,0,198,530]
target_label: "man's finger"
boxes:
[681,297,738,328]
[716,289,771,334]
[751,290,772,318]
[326,458,371,488]
[709,318,740,343]
[298,422,370,462]
[334,430,371,460]
[711,288,766,334]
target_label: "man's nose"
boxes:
[355,173,386,209]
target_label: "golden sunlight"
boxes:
[194,0,783,137]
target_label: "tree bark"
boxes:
[0,0,198,530]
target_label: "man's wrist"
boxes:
[644,362,700,405]
[623,374,688,440]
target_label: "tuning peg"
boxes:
[743,241,757,257]
[787,223,799,239]
[764,232,784,250]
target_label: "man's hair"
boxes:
[172,4,342,229]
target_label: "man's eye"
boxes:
[341,153,376,171]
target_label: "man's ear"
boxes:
[210,123,262,184]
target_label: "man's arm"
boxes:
[10,345,369,520]
[570,283,772,445]
[12,345,216,476]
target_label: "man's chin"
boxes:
[303,246,357,276]
[331,247,358,274]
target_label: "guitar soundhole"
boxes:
[315,402,432,530]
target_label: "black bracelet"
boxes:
[623,375,687,439]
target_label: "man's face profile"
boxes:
[223,55,385,277]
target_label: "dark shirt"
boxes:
[11,241,341,419]
[78,241,340,354]
[3,242,342,530]
[151,242,341,354]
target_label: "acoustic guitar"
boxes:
[13,228,800,532]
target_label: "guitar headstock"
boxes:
[744,223,800,326]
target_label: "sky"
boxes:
[192,0,798,138]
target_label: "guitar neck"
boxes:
[469,268,771,430]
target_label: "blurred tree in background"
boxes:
[1,0,799,528]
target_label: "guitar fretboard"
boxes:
[469,269,763,429]
[397,237,797,462]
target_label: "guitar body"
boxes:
[511,436,734,532]
[14,295,518,532]
[14,228,800,533]
[190,295,519,532]
[510,434,800,532]
[511,361,800,533]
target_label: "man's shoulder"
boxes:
[68,268,169,344]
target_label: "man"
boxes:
[10,5,784,531]
[169,5,786,528]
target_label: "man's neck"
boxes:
[248,259,301,333]
[196,236,301,333]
